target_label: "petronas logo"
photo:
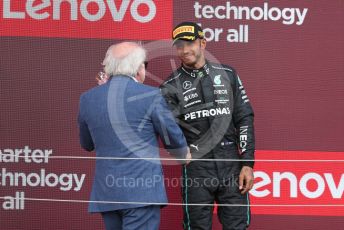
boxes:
[214,75,222,85]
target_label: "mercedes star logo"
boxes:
[183,81,192,90]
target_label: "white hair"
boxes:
[102,42,146,77]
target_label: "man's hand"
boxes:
[96,72,109,85]
[186,147,192,165]
[239,166,254,194]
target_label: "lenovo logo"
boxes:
[252,171,344,199]
[3,0,156,22]
[1,0,172,40]
[250,150,344,216]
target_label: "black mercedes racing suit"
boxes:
[160,61,255,230]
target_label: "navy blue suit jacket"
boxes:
[78,75,187,213]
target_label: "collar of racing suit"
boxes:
[181,61,210,78]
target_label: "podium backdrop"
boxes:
[1,1,343,229]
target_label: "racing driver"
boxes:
[160,21,255,230]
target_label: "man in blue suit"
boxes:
[78,42,190,230]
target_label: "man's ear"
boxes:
[200,39,207,50]
[135,64,145,83]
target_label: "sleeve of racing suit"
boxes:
[160,80,199,136]
[151,90,188,159]
[159,81,181,118]
[232,71,255,168]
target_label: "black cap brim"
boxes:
[172,36,197,46]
